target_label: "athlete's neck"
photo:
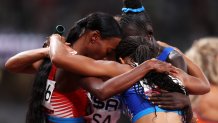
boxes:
[72,37,87,55]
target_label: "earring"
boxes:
[119,57,125,64]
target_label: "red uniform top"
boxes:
[43,65,89,118]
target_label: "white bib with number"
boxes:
[43,79,56,109]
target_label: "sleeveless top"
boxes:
[43,65,89,123]
[121,47,182,123]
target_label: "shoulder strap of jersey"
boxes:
[48,65,57,80]
[156,47,174,61]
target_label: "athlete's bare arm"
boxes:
[79,65,148,101]
[49,34,132,77]
[5,36,174,80]
[5,48,48,74]
[178,56,210,94]
[158,41,209,88]
[163,44,210,94]
[5,45,129,77]
[79,59,176,101]
[5,34,129,77]
[147,43,208,110]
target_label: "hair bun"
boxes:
[123,0,142,9]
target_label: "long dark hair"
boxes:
[26,12,122,123]
[66,12,122,44]
[26,58,51,123]
[116,36,190,123]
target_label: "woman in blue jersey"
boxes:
[118,0,209,99]
[115,36,191,123]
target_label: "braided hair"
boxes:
[116,36,189,123]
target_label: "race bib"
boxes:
[43,79,56,109]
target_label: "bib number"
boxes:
[44,80,55,103]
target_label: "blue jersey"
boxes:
[121,47,181,123]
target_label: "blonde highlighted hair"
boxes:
[185,37,218,85]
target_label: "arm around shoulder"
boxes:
[167,49,210,94]
[5,48,48,74]
[49,34,130,77]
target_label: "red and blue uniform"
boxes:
[43,65,89,123]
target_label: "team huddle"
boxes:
[5,0,211,123]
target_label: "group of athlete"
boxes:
[5,0,210,123]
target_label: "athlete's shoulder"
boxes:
[167,49,184,62]
[165,48,187,71]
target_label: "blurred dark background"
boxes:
[1,0,218,122]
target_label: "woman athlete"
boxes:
[118,0,209,94]
[114,1,209,122]
[5,12,176,123]
[115,36,191,123]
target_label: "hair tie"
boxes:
[122,6,145,13]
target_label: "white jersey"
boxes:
[86,94,122,123]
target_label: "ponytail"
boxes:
[66,12,122,44]
[122,0,144,13]
[123,0,142,9]
[26,58,52,123]
[66,18,88,44]
[26,25,64,123]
